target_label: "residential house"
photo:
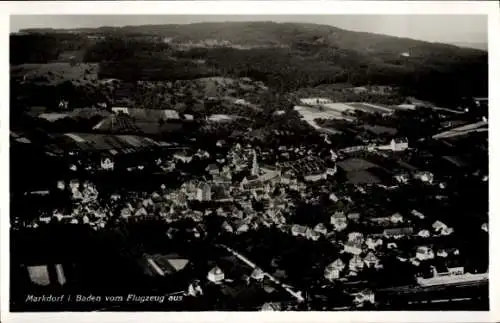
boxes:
[417,229,431,238]
[291,224,308,237]
[331,212,348,231]
[251,268,265,281]
[349,255,365,272]
[347,213,361,222]
[365,237,383,250]
[411,209,426,219]
[416,246,435,261]
[348,232,364,244]
[314,223,328,236]
[364,252,382,269]
[324,260,344,282]
[306,228,321,241]
[173,152,193,164]
[343,241,363,255]
[481,223,488,233]
[329,193,339,202]
[414,171,434,184]
[353,289,375,307]
[390,213,404,224]
[207,266,225,283]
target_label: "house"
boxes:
[387,242,398,249]
[364,252,381,268]
[383,227,413,239]
[353,289,375,307]
[306,228,321,241]
[207,266,225,283]
[432,220,448,233]
[348,232,364,243]
[394,173,410,184]
[26,264,67,287]
[411,209,425,219]
[314,223,328,236]
[173,152,192,163]
[196,183,212,201]
[365,237,383,250]
[436,249,449,258]
[331,212,348,231]
[343,241,363,255]
[111,106,129,114]
[261,302,282,311]
[324,260,345,282]
[414,171,434,184]
[481,223,488,233]
[206,164,220,175]
[417,229,431,238]
[291,224,308,237]
[187,281,204,297]
[416,246,435,261]
[251,268,265,281]
[390,213,404,224]
[347,213,361,222]
[329,193,339,202]
[349,255,365,272]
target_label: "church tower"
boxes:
[251,149,260,176]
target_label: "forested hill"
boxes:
[12,21,488,105]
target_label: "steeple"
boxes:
[251,149,259,176]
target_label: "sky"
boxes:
[10,15,488,45]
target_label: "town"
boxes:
[9,20,489,312]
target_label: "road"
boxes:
[218,244,305,303]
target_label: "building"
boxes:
[343,241,363,255]
[349,255,365,272]
[364,252,382,268]
[314,223,328,236]
[390,213,404,224]
[414,171,434,184]
[196,183,212,201]
[383,227,413,239]
[365,237,383,250]
[207,266,225,283]
[300,98,331,106]
[331,212,348,231]
[415,246,435,261]
[417,229,431,238]
[291,224,308,237]
[353,289,375,307]
[378,138,408,152]
[324,259,345,282]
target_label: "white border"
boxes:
[1,1,499,323]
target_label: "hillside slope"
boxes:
[12,21,488,105]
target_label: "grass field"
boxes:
[11,62,99,85]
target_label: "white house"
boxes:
[331,212,348,231]
[365,237,383,250]
[111,107,129,114]
[417,229,431,238]
[353,289,375,307]
[411,209,426,219]
[251,268,265,281]
[343,241,363,255]
[416,246,435,261]
[349,255,365,272]
[364,252,382,269]
[207,266,225,283]
[481,223,488,233]
[390,213,404,224]
[432,220,448,233]
[348,232,364,243]
[414,171,434,184]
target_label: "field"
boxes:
[11,62,99,85]
[346,102,394,114]
[294,105,350,133]
[337,158,380,172]
[360,124,398,136]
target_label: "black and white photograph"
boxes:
[3,1,497,319]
